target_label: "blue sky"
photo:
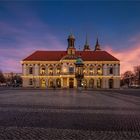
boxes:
[0,0,140,73]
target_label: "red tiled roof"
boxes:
[23,50,119,61]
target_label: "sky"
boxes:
[0,0,140,74]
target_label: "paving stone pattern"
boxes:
[0,88,140,140]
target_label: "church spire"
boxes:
[83,34,90,51]
[94,37,101,51]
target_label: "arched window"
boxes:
[48,65,53,75]
[89,66,94,75]
[40,66,46,75]
[97,66,102,75]
[56,65,61,74]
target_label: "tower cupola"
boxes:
[67,33,76,55]
[67,34,75,48]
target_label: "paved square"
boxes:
[0,88,140,139]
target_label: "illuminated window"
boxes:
[48,67,53,75]
[97,66,102,75]
[56,67,61,74]
[40,67,45,74]
[89,67,94,75]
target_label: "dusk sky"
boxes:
[0,1,140,74]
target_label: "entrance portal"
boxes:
[69,78,74,88]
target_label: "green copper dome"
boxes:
[75,57,84,65]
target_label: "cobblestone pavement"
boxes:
[0,88,140,139]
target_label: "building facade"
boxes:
[21,34,120,89]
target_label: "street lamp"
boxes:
[75,56,84,89]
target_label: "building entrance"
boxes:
[69,78,74,88]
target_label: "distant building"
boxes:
[3,73,22,79]
[21,34,120,89]
[134,65,140,85]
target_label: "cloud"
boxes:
[0,20,65,73]
[105,43,140,74]
[0,4,139,74]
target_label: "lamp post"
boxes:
[75,56,84,89]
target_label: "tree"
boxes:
[0,70,5,83]
[121,71,134,86]
[12,75,22,87]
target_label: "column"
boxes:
[94,78,97,88]
[53,64,56,76]
[103,64,107,76]
[67,78,69,88]
[61,78,63,88]
[106,78,109,88]
[46,64,48,75]
[35,64,39,76]
[22,64,26,76]
[74,78,77,88]
[46,78,48,88]
[102,78,106,88]
[26,64,29,75]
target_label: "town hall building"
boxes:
[21,34,120,89]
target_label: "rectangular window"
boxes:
[29,67,33,74]
[109,67,113,74]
